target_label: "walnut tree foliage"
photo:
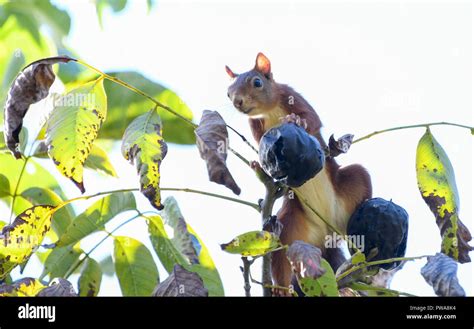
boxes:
[0,0,472,297]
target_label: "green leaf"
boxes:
[40,244,82,281]
[79,258,102,297]
[121,108,167,210]
[84,143,118,177]
[0,174,10,197]
[46,78,108,193]
[220,231,282,257]
[21,187,74,237]
[297,259,339,297]
[351,250,366,265]
[0,155,67,217]
[416,128,473,263]
[0,277,46,296]
[0,205,54,279]
[113,236,159,296]
[148,197,224,296]
[102,72,195,144]
[56,192,136,247]
[147,215,188,272]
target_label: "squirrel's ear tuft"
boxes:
[225,65,238,78]
[255,52,271,77]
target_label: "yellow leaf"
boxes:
[0,205,54,279]
[46,77,107,192]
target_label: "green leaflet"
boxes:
[297,259,339,297]
[416,129,473,263]
[0,205,54,279]
[21,187,74,237]
[102,71,195,144]
[78,258,102,297]
[121,108,167,210]
[113,236,159,296]
[147,197,224,296]
[40,244,82,280]
[220,231,282,257]
[56,192,136,247]
[0,174,10,197]
[46,77,107,193]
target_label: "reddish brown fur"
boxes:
[227,53,372,290]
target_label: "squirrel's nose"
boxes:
[233,97,243,109]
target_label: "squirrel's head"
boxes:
[226,53,278,117]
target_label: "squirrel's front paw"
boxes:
[281,113,308,131]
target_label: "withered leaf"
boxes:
[421,253,465,297]
[287,240,325,279]
[36,278,78,297]
[416,129,473,262]
[195,110,241,195]
[3,56,74,159]
[0,277,46,296]
[328,134,354,158]
[152,264,208,297]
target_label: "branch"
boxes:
[353,121,473,144]
[336,255,429,282]
[240,257,255,297]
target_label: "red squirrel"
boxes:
[226,53,372,289]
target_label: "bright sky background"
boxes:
[11,0,473,296]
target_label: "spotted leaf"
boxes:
[0,277,46,296]
[121,108,167,210]
[220,230,282,257]
[46,77,107,193]
[0,205,54,279]
[78,258,102,297]
[416,128,473,263]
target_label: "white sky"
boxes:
[10,0,474,296]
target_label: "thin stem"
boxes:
[227,124,259,154]
[9,156,30,223]
[76,59,196,128]
[160,187,260,211]
[353,121,474,144]
[52,186,260,215]
[76,59,254,168]
[292,189,362,255]
[64,212,141,279]
[336,255,429,282]
[241,257,255,297]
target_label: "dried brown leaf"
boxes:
[287,240,325,279]
[328,134,354,158]
[195,110,241,195]
[36,278,78,297]
[152,264,208,297]
[3,56,74,158]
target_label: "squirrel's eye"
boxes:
[253,77,263,88]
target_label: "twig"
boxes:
[353,121,473,144]
[240,257,255,297]
[227,124,259,154]
[251,161,287,297]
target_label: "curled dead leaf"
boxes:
[152,264,208,297]
[328,134,354,158]
[287,240,325,279]
[421,253,465,297]
[195,110,241,195]
[36,278,78,297]
[3,56,74,159]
